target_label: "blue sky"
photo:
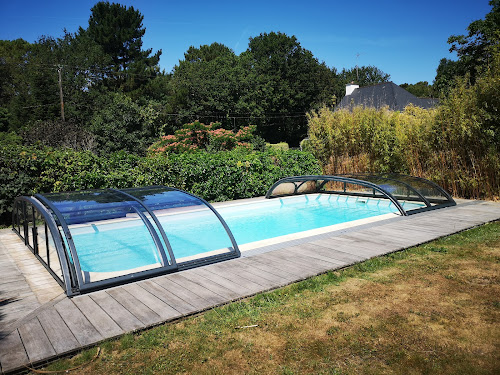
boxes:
[0,0,492,84]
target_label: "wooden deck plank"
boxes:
[374,225,442,243]
[239,257,301,282]
[37,308,80,354]
[285,251,347,271]
[213,259,291,286]
[211,260,287,289]
[202,266,266,295]
[72,295,124,338]
[177,270,242,301]
[54,298,103,346]
[340,231,406,248]
[171,268,239,303]
[121,283,183,321]
[283,245,348,269]
[207,264,276,290]
[254,252,321,278]
[107,287,163,326]
[18,318,56,363]
[230,268,281,289]
[0,330,29,373]
[137,280,198,316]
[332,239,393,256]
[166,274,228,306]
[299,243,366,263]
[193,267,255,296]
[310,237,380,257]
[89,291,143,333]
[153,277,213,311]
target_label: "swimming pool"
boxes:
[14,176,455,295]
[69,194,424,273]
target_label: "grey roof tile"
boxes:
[337,82,439,111]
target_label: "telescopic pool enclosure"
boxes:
[12,174,455,296]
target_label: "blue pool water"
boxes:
[71,195,424,273]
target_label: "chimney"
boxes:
[345,82,359,96]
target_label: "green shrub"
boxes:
[266,142,289,151]
[299,138,312,152]
[306,75,500,199]
[0,146,320,225]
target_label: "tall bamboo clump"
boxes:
[306,58,500,199]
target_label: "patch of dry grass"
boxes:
[40,222,500,375]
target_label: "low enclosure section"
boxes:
[266,174,455,215]
[12,175,455,296]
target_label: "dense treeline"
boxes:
[0,2,392,148]
[0,147,320,225]
[306,2,500,199]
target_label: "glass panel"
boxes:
[47,231,63,282]
[13,200,20,234]
[342,174,428,206]
[40,190,165,283]
[26,203,34,250]
[123,187,235,264]
[34,208,47,261]
[387,174,450,204]
[17,200,22,234]
[296,181,318,194]
[320,180,344,192]
[344,182,373,195]
[270,182,297,197]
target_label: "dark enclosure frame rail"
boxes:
[265,174,455,215]
[12,186,240,296]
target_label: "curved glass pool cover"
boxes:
[12,175,454,296]
[12,186,240,296]
[266,174,455,215]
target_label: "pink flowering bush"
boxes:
[149,121,256,154]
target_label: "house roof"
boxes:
[336,82,439,111]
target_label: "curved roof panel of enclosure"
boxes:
[265,174,455,215]
[13,186,239,296]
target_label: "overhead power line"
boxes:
[1,61,338,89]
[21,102,60,109]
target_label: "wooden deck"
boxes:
[0,199,499,373]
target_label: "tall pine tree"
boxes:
[79,1,162,92]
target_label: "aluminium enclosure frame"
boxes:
[265,174,456,215]
[339,173,455,206]
[12,196,76,294]
[336,173,456,213]
[13,186,241,296]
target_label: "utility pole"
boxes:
[57,65,65,122]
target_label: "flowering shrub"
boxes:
[149,121,256,153]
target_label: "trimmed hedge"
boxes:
[0,146,320,225]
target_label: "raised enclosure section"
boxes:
[12,186,240,296]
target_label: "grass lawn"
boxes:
[39,222,500,375]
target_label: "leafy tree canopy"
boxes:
[79,1,162,91]
[339,65,391,87]
[448,0,500,73]
[400,81,435,98]
[240,32,337,144]
[434,0,500,94]
[169,43,245,129]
